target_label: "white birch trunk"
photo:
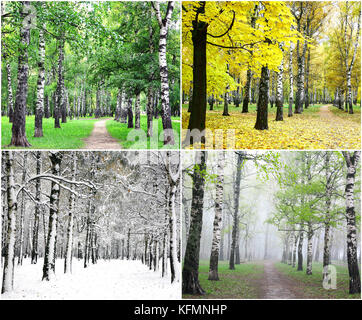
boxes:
[1,152,17,293]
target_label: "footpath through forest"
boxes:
[260,261,301,299]
[83,119,122,149]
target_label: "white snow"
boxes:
[1,258,181,300]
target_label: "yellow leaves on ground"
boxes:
[182,108,361,150]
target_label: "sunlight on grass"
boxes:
[1,116,98,149]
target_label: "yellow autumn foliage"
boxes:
[182,1,302,96]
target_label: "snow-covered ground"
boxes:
[1,258,181,300]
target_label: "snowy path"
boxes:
[260,261,298,299]
[83,118,122,149]
[1,259,180,300]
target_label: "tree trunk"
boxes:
[55,38,65,128]
[275,50,284,121]
[230,153,243,269]
[64,152,77,274]
[182,151,207,295]
[127,97,133,129]
[295,38,307,114]
[31,151,42,264]
[17,153,27,266]
[95,86,101,118]
[1,152,17,293]
[292,232,298,267]
[323,152,332,281]
[254,66,269,130]
[135,92,141,129]
[297,227,304,271]
[346,8,360,114]
[342,151,361,294]
[270,71,275,108]
[304,47,310,109]
[127,228,131,260]
[10,2,31,147]
[222,92,230,116]
[306,222,313,275]
[346,71,353,114]
[169,181,179,283]
[34,9,46,137]
[186,18,208,145]
[42,152,63,281]
[208,152,224,280]
[242,69,252,113]
[153,1,175,145]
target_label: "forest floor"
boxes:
[1,258,180,300]
[83,118,122,149]
[182,260,264,299]
[183,260,360,299]
[182,104,361,149]
[274,261,361,299]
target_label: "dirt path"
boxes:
[83,118,122,149]
[318,105,337,120]
[260,261,301,299]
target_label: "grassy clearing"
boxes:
[182,260,264,299]
[275,261,361,299]
[106,115,180,149]
[1,116,98,149]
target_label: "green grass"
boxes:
[182,260,264,299]
[275,261,361,299]
[1,116,98,149]
[106,115,180,149]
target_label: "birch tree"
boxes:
[208,152,225,280]
[1,152,17,293]
[152,1,175,145]
[42,152,63,281]
[342,151,361,294]
[9,1,32,147]
[34,2,46,137]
